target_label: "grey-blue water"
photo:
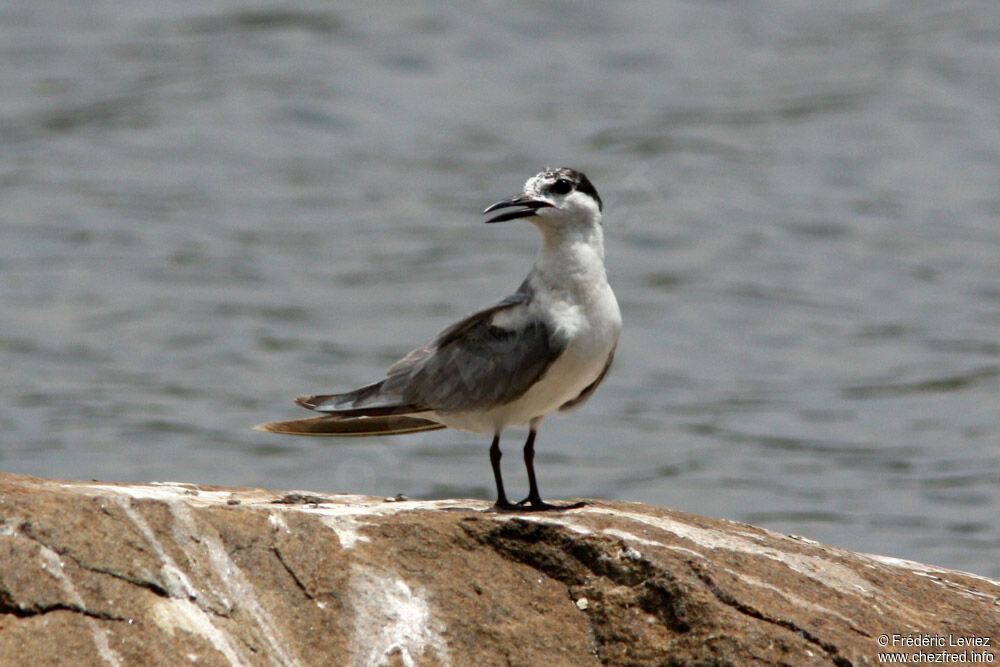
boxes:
[2,2,999,578]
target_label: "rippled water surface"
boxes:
[2,2,999,577]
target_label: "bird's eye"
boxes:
[549,178,573,195]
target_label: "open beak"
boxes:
[482,196,554,223]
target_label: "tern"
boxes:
[256,167,622,511]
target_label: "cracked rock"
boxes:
[0,472,997,665]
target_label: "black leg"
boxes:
[521,428,542,506]
[514,428,587,512]
[490,433,517,511]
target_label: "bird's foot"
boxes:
[489,499,522,512]
[487,498,587,513]
[515,497,589,512]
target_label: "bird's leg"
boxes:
[519,427,542,506]
[516,428,587,512]
[490,433,518,511]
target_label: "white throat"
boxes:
[531,216,608,299]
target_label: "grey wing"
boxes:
[382,292,566,413]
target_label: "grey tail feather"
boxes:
[294,390,422,418]
[294,394,339,410]
[253,414,446,437]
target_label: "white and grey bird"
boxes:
[256,167,622,511]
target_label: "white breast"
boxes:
[431,212,621,434]
[437,240,622,434]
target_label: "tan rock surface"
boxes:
[0,472,997,665]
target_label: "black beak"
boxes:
[482,196,554,223]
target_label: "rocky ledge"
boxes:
[0,473,997,665]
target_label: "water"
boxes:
[2,2,999,578]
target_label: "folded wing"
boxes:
[258,287,567,436]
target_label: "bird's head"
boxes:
[483,168,603,235]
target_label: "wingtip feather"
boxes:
[253,414,446,437]
[294,394,322,409]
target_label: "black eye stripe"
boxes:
[537,168,603,211]
[549,178,573,195]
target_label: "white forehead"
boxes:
[517,167,602,212]
[523,173,547,196]
[523,169,562,195]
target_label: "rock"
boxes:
[0,472,997,666]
